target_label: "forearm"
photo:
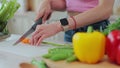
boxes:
[57,5,113,32]
[72,6,112,28]
[49,0,66,11]
[67,0,114,30]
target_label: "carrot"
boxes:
[22,38,30,44]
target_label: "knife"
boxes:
[13,18,42,45]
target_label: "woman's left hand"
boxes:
[30,22,63,46]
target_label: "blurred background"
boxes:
[7,0,120,40]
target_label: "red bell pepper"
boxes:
[106,30,120,64]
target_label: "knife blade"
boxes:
[13,18,42,45]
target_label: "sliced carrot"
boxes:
[22,38,30,44]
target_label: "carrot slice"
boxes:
[22,38,30,44]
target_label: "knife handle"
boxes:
[31,18,42,30]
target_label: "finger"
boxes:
[46,13,51,20]
[33,30,39,36]
[31,30,39,45]
[33,25,43,35]
[33,30,44,45]
[46,10,52,20]
[36,35,45,46]
[30,35,35,45]
[42,11,51,23]
[30,38,33,45]
[35,11,44,21]
[31,25,44,45]
[33,32,43,45]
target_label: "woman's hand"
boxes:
[30,22,63,46]
[36,0,52,23]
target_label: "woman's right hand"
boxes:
[36,0,52,23]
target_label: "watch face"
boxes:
[60,18,68,26]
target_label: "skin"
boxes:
[31,0,115,46]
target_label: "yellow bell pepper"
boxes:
[72,27,105,64]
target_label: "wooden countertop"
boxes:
[43,56,120,68]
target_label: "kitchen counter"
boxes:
[0,34,63,68]
[1,34,120,68]
[0,51,31,68]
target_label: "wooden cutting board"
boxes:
[43,56,120,68]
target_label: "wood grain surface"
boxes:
[43,56,120,68]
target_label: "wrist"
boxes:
[59,17,77,31]
[60,18,70,31]
[58,16,77,32]
[69,16,77,29]
[67,18,75,30]
[56,21,64,32]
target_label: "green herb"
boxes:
[103,17,120,35]
[0,0,20,22]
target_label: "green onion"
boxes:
[0,0,20,22]
[42,41,72,46]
